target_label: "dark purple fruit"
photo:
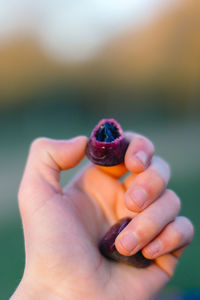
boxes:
[99,218,152,268]
[87,119,152,268]
[86,118,129,166]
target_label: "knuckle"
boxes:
[153,156,171,175]
[17,178,31,202]
[30,137,50,153]
[125,131,134,141]
[163,160,170,175]
[135,135,155,154]
[172,226,184,245]
[166,189,181,212]
[145,169,165,196]
[134,219,157,243]
[135,227,147,243]
[146,139,155,154]
[17,183,27,213]
[151,156,171,185]
[179,216,194,242]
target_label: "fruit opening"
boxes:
[96,122,120,142]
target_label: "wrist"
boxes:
[10,277,64,300]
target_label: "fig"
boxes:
[87,119,152,268]
[99,218,152,268]
[86,118,129,166]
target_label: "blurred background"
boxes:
[0,0,199,299]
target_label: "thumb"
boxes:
[18,136,88,215]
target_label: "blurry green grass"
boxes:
[0,217,24,299]
[168,173,200,289]
[0,102,199,299]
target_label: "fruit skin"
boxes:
[99,218,152,268]
[86,118,129,166]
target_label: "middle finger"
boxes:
[123,156,170,212]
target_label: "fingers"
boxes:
[124,132,155,173]
[143,216,194,259]
[124,156,170,212]
[115,190,181,256]
[95,132,155,179]
[154,254,179,278]
[18,136,88,208]
[74,163,124,224]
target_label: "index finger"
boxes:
[124,132,155,173]
[96,132,155,178]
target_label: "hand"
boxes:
[11,134,194,300]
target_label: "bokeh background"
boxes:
[0,0,199,299]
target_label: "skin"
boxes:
[10,133,194,300]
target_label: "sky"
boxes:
[0,0,180,61]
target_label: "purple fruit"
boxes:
[87,119,152,268]
[99,218,152,268]
[86,118,129,166]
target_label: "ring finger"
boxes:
[115,189,181,256]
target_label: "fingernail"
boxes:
[131,188,147,208]
[145,240,161,257]
[134,151,148,167]
[119,232,139,253]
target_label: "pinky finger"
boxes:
[142,216,194,259]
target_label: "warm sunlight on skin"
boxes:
[10,133,193,300]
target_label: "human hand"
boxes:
[11,134,194,300]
